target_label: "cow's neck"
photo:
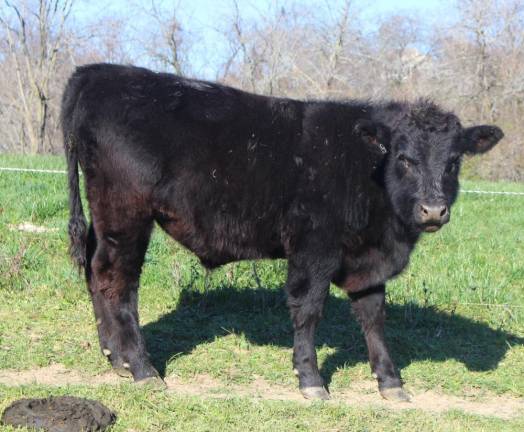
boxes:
[338,181,419,293]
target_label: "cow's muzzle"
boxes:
[415,202,450,232]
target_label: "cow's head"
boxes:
[381,100,503,233]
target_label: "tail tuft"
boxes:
[68,215,88,269]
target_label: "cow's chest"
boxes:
[336,235,414,293]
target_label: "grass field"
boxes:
[0,154,523,431]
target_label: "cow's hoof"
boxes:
[113,366,133,378]
[300,386,330,400]
[135,376,167,390]
[380,387,410,402]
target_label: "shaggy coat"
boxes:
[62,63,503,400]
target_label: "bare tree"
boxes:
[219,0,311,96]
[79,16,133,65]
[321,0,354,95]
[131,0,188,75]
[426,0,524,180]
[0,0,74,153]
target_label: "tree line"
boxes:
[1,0,522,181]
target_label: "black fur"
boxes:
[61,63,503,397]
[61,81,88,270]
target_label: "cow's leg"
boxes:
[350,285,409,401]
[86,213,163,386]
[285,251,337,400]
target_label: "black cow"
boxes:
[62,63,503,401]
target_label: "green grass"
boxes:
[0,154,523,431]
[2,385,522,432]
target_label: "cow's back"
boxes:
[64,64,304,266]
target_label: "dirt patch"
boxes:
[0,364,121,387]
[8,223,58,234]
[1,365,523,419]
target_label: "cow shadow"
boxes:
[142,285,524,386]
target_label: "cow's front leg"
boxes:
[350,284,409,401]
[285,251,338,400]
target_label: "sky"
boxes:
[73,0,454,78]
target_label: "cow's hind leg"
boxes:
[86,209,163,387]
[285,248,339,400]
[350,285,409,401]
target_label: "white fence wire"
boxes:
[459,189,524,196]
[0,167,69,174]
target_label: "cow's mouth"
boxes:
[422,224,441,233]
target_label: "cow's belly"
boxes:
[154,206,283,268]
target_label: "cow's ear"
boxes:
[461,125,504,155]
[353,119,391,156]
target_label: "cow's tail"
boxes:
[61,72,88,271]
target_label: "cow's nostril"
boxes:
[419,203,448,224]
